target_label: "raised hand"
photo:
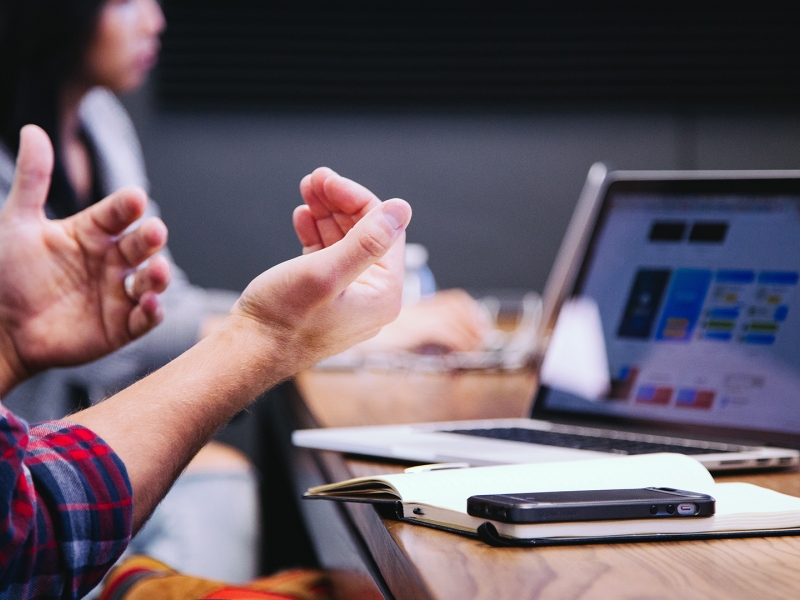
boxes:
[293,168,492,355]
[231,171,411,374]
[71,172,409,527]
[0,125,171,395]
[293,167,382,253]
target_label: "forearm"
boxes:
[69,316,294,530]
[67,194,410,531]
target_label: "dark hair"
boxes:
[0,0,107,216]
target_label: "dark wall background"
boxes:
[123,1,800,295]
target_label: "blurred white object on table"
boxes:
[403,243,437,304]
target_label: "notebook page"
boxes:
[383,453,714,513]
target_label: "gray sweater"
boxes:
[0,88,238,422]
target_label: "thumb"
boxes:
[310,198,412,294]
[6,125,54,216]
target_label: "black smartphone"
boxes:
[466,487,715,524]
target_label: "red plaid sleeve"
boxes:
[0,404,132,599]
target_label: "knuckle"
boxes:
[19,165,49,190]
[357,228,389,259]
[109,197,128,226]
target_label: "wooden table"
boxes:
[288,369,800,600]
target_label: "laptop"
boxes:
[293,164,800,471]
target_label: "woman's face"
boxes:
[83,0,166,92]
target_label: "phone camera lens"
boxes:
[650,505,658,515]
[666,504,676,514]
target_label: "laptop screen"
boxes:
[536,177,800,443]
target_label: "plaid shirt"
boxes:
[0,405,132,599]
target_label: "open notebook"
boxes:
[305,454,800,546]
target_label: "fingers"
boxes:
[80,186,149,236]
[307,199,412,297]
[292,205,323,254]
[320,171,381,216]
[301,167,379,218]
[128,255,171,299]
[379,290,492,353]
[300,171,348,247]
[68,185,167,272]
[5,125,54,217]
[124,254,171,341]
[117,216,168,267]
[420,313,486,352]
[322,175,382,239]
[128,290,165,339]
[299,168,334,219]
[439,292,493,351]
[435,313,489,352]
[431,289,494,340]
[299,167,382,247]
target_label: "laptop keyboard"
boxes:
[444,427,749,455]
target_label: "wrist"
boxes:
[210,313,306,394]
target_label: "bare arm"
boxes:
[71,189,412,528]
[70,321,277,529]
[0,142,409,529]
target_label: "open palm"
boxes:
[230,168,411,375]
[0,126,170,393]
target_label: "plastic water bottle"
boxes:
[403,243,436,304]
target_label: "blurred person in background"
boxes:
[0,0,489,583]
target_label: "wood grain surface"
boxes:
[295,369,536,428]
[346,458,800,600]
[295,369,800,600]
